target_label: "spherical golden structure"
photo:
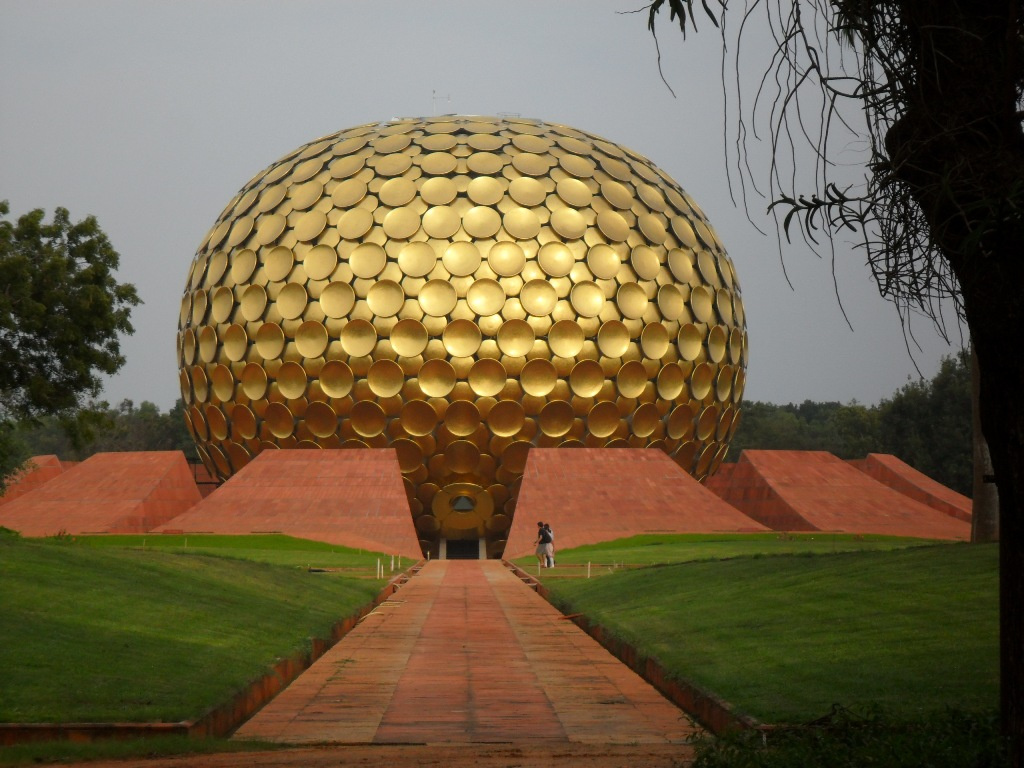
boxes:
[178,115,748,557]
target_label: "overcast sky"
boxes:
[1,0,963,411]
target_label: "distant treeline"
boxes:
[8,351,972,496]
[727,352,971,495]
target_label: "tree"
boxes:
[645,0,1024,757]
[0,201,140,488]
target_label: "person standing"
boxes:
[543,523,555,568]
[535,521,553,567]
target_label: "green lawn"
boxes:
[538,542,998,723]
[514,532,943,574]
[0,532,387,723]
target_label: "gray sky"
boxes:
[0,0,962,411]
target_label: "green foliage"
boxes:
[11,399,197,463]
[0,736,282,767]
[725,352,970,494]
[691,706,1007,768]
[0,201,140,487]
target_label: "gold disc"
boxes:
[295,210,328,242]
[569,359,605,397]
[223,323,248,362]
[419,358,456,397]
[697,405,719,441]
[231,248,258,283]
[350,400,387,437]
[319,359,353,397]
[445,400,482,437]
[520,358,557,397]
[657,363,686,400]
[331,178,368,208]
[241,362,268,400]
[468,358,507,397]
[503,207,541,240]
[631,246,661,280]
[467,176,504,206]
[367,359,405,397]
[210,364,234,402]
[488,241,526,277]
[422,206,460,239]
[596,210,629,242]
[463,206,502,238]
[340,318,377,357]
[586,244,621,280]
[443,319,482,357]
[520,279,557,316]
[678,323,703,361]
[496,319,535,357]
[231,404,258,441]
[265,401,295,438]
[638,214,667,245]
[508,176,547,207]
[487,400,525,437]
[378,177,416,207]
[597,320,630,358]
[206,405,229,441]
[466,278,505,316]
[708,325,727,363]
[277,361,308,399]
[391,318,429,357]
[691,285,714,323]
[632,402,660,438]
[550,208,586,240]
[617,360,649,398]
[421,151,458,175]
[367,280,406,317]
[444,440,481,473]
[691,362,714,400]
[197,324,216,362]
[392,438,424,472]
[512,153,551,176]
[698,249,721,287]
[640,322,670,359]
[350,242,387,279]
[264,246,294,283]
[537,242,574,277]
[210,286,233,323]
[539,400,574,437]
[305,400,338,438]
[667,248,695,283]
[398,241,437,277]
[289,180,323,211]
[442,241,482,276]
[320,282,356,318]
[255,322,285,359]
[420,176,458,206]
[383,207,422,240]
[616,283,649,320]
[667,403,695,440]
[556,177,593,207]
[305,244,338,281]
[600,179,633,209]
[587,401,620,438]
[716,365,734,401]
[500,440,532,473]
[276,283,308,320]
[296,320,329,358]
[548,320,585,357]
[570,281,604,317]
[419,279,458,317]
[559,154,596,178]
[401,399,438,436]
[657,284,685,321]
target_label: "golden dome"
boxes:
[178,115,748,558]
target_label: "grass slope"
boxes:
[542,543,998,723]
[0,533,385,723]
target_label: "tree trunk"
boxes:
[972,346,999,542]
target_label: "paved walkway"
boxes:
[234,560,697,746]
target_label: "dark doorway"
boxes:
[445,539,480,560]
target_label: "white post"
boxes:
[390,555,395,572]
[587,561,591,579]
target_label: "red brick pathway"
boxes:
[234,560,696,745]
